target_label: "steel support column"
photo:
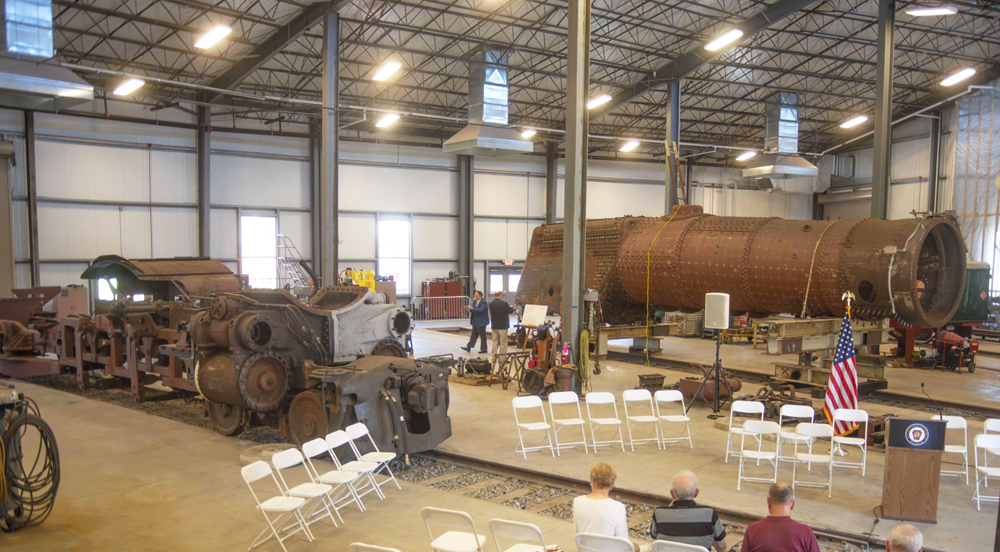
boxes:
[685,159,693,210]
[665,80,681,214]
[457,155,474,289]
[871,0,895,219]
[310,123,322,278]
[23,111,39,286]
[545,143,558,224]
[563,0,590,361]
[197,106,211,256]
[928,113,941,212]
[320,11,339,284]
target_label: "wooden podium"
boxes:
[881,418,947,523]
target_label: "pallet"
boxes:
[448,374,490,386]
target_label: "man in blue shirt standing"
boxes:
[462,291,490,354]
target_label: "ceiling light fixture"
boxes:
[620,140,640,152]
[941,67,976,87]
[736,151,757,161]
[705,28,744,51]
[372,60,403,82]
[521,129,537,139]
[587,94,612,109]
[112,78,144,96]
[195,25,232,49]
[375,113,400,128]
[904,5,957,16]
[840,115,869,129]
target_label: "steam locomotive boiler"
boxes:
[0,256,452,452]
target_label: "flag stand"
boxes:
[828,291,859,457]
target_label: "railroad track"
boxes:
[398,450,879,552]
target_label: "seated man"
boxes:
[887,524,923,552]
[740,483,819,552]
[573,462,639,552]
[648,471,726,551]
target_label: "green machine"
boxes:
[952,261,991,325]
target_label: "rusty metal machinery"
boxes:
[516,206,967,328]
[0,256,451,452]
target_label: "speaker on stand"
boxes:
[686,293,735,414]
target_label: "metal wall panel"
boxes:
[14,262,30,288]
[211,154,310,209]
[554,179,666,220]
[39,262,88,287]
[35,112,195,148]
[36,203,177,260]
[35,141,196,203]
[212,133,310,157]
[889,182,928,219]
[339,212,376,259]
[279,210,312,258]
[9,137,25,197]
[474,156,545,174]
[0,110,23,133]
[339,164,457,214]
[11,199,28,261]
[151,208,198,258]
[474,173,545,217]
[588,158,663,182]
[412,216,457,260]
[340,141,457,169]
[210,208,238,259]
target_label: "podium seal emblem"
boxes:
[906,423,929,446]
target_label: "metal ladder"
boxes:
[277,234,311,289]
[666,140,688,206]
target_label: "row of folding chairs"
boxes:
[352,508,555,552]
[577,533,705,552]
[512,390,694,459]
[240,423,401,552]
[973,418,1000,510]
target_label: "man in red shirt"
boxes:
[740,483,820,552]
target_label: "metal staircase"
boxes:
[277,234,312,289]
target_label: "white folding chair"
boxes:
[548,391,588,455]
[726,400,765,463]
[985,418,1000,464]
[654,390,693,449]
[346,422,402,491]
[241,460,313,552]
[737,420,780,491]
[622,389,660,451]
[422,506,486,552]
[272,448,339,535]
[512,395,555,460]
[301,437,366,516]
[777,404,815,465]
[488,518,547,552]
[832,409,869,476]
[350,544,402,552]
[974,434,1000,510]
[791,423,835,498]
[585,392,625,453]
[575,532,634,552]
[932,414,970,485]
[326,430,386,501]
[650,541,707,552]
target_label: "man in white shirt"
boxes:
[572,462,639,552]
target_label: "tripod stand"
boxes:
[685,332,735,414]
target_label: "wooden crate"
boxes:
[663,311,703,337]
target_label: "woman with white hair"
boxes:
[887,524,923,552]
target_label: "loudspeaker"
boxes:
[704,293,730,330]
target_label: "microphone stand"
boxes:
[921,382,944,421]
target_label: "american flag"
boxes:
[823,311,859,436]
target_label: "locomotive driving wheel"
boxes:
[370,339,406,358]
[287,390,328,445]
[239,352,290,411]
[207,401,245,436]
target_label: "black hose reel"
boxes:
[1,385,60,533]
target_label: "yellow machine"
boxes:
[351,269,376,291]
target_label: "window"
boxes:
[241,215,277,289]
[97,277,117,301]
[490,274,503,295]
[507,273,521,293]
[377,219,410,296]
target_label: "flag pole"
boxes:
[831,291,857,458]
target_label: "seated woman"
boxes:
[572,462,639,552]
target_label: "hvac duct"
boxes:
[443,46,532,157]
[743,92,818,180]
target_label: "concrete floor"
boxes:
[412,327,999,552]
[2,326,997,552]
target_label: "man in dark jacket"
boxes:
[489,291,514,356]
[462,291,490,354]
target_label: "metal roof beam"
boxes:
[591,0,823,118]
[203,1,352,103]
